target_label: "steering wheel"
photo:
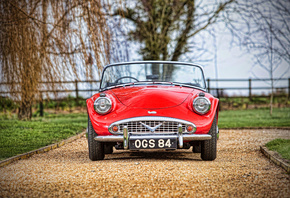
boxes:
[114,76,139,83]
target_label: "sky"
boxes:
[204,27,289,96]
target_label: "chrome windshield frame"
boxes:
[99,61,207,92]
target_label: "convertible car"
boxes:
[86,61,219,161]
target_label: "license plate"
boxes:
[129,137,177,150]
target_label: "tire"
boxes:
[201,113,217,161]
[104,144,113,154]
[88,116,104,161]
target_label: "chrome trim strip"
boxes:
[129,135,177,140]
[183,134,212,141]
[94,136,123,142]
[108,116,197,135]
[94,134,212,142]
[123,126,128,150]
[129,132,176,135]
[178,124,183,148]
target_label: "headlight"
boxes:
[193,95,211,114]
[94,96,112,114]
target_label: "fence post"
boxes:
[249,78,252,101]
[75,80,79,105]
[288,78,290,100]
[39,92,43,117]
[207,78,210,93]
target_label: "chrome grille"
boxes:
[119,120,186,133]
[109,116,196,135]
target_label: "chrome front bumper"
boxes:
[94,125,212,149]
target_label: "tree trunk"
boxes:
[18,100,32,120]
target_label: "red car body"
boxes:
[86,61,219,161]
[87,86,219,136]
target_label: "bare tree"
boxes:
[0,0,112,120]
[224,0,290,115]
[114,0,234,61]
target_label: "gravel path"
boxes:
[1,129,289,197]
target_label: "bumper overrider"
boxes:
[94,117,212,149]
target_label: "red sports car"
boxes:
[86,61,219,161]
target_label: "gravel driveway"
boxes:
[0,129,289,197]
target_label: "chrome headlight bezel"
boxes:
[94,96,112,114]
[192,96,211,115]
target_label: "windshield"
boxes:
[100,63,206,89]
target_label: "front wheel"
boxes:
[88,116,104,161]
[201,113,217,161]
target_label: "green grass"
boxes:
[266,139,290,161]
[0,113,87,161]
[219,95,289,105]
[218,107,290,128]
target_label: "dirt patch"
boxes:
[0,129,289,197]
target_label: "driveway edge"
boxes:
[260,146,290,173]
[0,131,86,168]
[221,127,290,130]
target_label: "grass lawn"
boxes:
[218,107,290,128]
[266,139,290,161]
[0,113,87,161]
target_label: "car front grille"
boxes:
[119,120,186,133]
[109,117,196,134]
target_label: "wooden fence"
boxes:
[1,78,289,100]
[0,79,100,100]
[0,80,101,116]
[1,78,289,115]
[207,78,290,99]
